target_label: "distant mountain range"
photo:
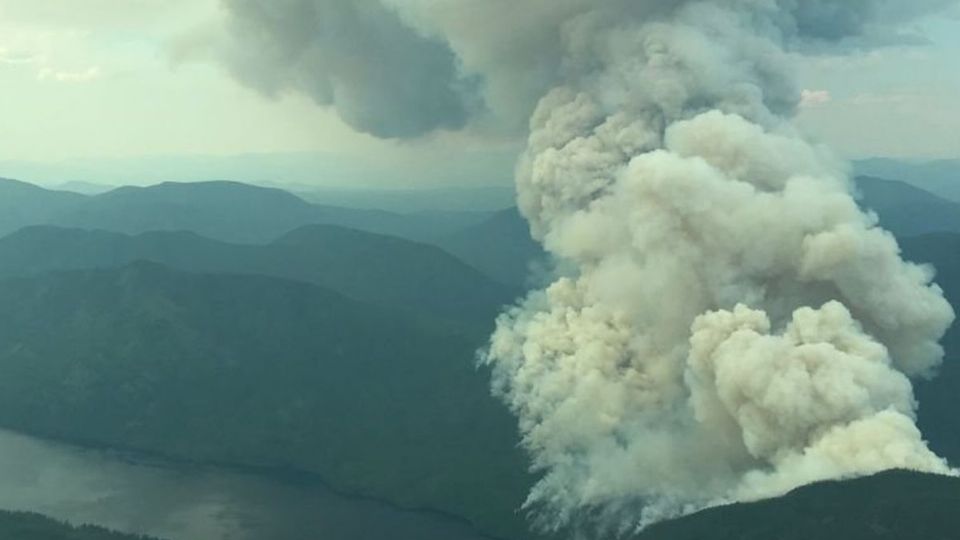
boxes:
[0,178,494,244]
[294,185,516,213]
[0,177,537,286]
[0,178,87,239]
[14,174,958,290]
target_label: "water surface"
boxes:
[0,429,494,540]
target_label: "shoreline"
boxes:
[0,425,523,540]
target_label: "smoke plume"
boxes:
[220,0,959,534]
[475,0,958,534]
[220,0,956,138]
[220,0,478,138]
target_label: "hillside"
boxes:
[0,263,533,540]
[0,511,157,540]
[0,178,87,238]
[636,470,960,540]
[439,207,547,287]
[274,225,518,326]
[856,176,960,236]
[0,225,517,328]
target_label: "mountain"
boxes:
[855,176,960,237]
[636,470,960,540]
[274,225,518,326]
[49,181,334,244]
[440,207,548,287]
[0,511,158,540]
[0,263,533,540]
[856,158,960,202]
[52,180,499,245]
[0,178,87,238]
[0,225,517,327]
[294,185,516,213]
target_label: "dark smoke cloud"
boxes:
[221,0,478,138]
[219,0,956,139]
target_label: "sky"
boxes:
[795,12,960,160]
[0,0,958,188]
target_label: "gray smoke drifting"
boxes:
[220,0,477,138]
[221,0,956,138]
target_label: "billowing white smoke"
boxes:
[218,0,959,534]
[475,1,958,534]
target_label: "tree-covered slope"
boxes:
[856,176,960,237]
[0,511,157,540]
[0,263,533,540]
[636,470,960,540]
[439,207,547,287]
[0,225,517,328]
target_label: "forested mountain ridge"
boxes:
[855,176,960,237]
[635,470,960,540]
[0,178,496,246]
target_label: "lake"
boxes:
[0,429,497,540]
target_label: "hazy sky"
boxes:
[0,0,957,187]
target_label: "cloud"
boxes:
[0,0,204,29]
[37,66,100,83]
[214,0,958,140]
[0,47,36,64]
[218,0,479,138]
[800,89,833,108]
